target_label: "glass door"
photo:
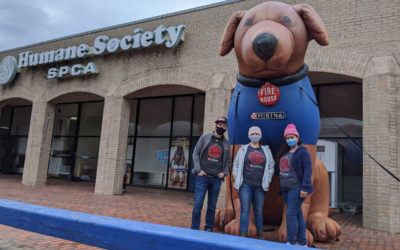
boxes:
[126,93,205,190]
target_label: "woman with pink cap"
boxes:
[232,126,275,239]
[276,123,313,246]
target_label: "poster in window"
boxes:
[168,138,189,189]
[157,150,164,161]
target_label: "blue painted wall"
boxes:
[0,199,306,249]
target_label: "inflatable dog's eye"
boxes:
[244,18,254,26]
[281,16,291,24]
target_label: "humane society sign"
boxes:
[0,24,186,85]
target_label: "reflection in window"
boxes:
[76,137,100,158]
[0,107,11,135]
[11,107,32,135]
[53,104,79,136]
[133,138,169,187]
[75,158,98,180]
[314,82,363,208]
[79,102,104,136]
[173,96,192,136]
[48,156,74,176]
[0,106,31,174]
[336,138,362,206]
[48,101,103,181]
[124,137,135,185]
[11,137,28,173]
[137,98,172,136]
[126,93,205,190]
[316,83,362,137]
[192,94,205,136]
[128,100,137,136]
[126,137,134,160]
[50,137,75,157]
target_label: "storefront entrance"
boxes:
[47,101,104,181]
[0,105,32,174]
[311,75,363,211]
[125,93,205,191]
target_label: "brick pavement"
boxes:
[0,174,399,249]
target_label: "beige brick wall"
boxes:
[1,0,400,232]
[22,101,55,186]
[95,96,131,195]
[362,56,400,233]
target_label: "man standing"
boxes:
[191,117,230,232]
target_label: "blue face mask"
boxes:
[286,138,297,147]
[249,135,261,143]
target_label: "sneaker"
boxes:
[204,228,213,232]
[295,243,307,247]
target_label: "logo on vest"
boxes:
[257,82,280,106]
[251,112,285,120]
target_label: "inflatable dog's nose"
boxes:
[252,33,277,61]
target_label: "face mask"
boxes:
[286,138,297,147]
[249,135,261,143]
[216,127,226,135]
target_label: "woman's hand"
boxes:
[300,190,307,198]
[197,170,206,176]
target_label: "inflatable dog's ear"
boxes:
[220,10,247,56]
[293,4,329,46]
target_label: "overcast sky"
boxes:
[0,0,225,52]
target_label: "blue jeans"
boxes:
[239,183,265,234]
[191,175,222,230]
[281,187,306,245]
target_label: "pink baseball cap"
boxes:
[284,123,299,138]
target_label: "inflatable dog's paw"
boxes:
[222,216,258,237]
[214,208,225,230]
[224,219,240,235]
[308,213,342,241]
[277,223,287,242]
[306,229,315,246]
[277,223,314,246]
[214,208,235,230]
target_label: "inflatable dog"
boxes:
[215,1,341,245]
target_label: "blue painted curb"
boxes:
[0,198,307,249]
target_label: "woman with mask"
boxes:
[232,126,275,239]
[276,123,313,246]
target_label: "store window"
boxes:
[125,93,205,190]
[192,94,205,136]
[0,106,32,174]
[314,83,362,138]
[137,98,172,136]
[173,96,192,136]
[313,82,362,208]
[48,101,104,181]
[0,107,12,135]
[133,138,169,186]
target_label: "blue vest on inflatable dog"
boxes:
[228,65,320,156]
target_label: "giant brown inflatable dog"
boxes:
[215,1,341,245]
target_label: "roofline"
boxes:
[0,0,242,54]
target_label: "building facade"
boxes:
[0,0,399,233]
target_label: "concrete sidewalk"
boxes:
[0,239,34,250]
[0,174,399,249]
